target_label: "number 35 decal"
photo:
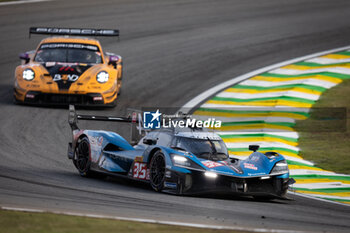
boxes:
[133,162,147,180]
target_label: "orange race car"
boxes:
[14,27,123,107]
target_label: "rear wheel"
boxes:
[73,137,94,177]
[149,151,166,192]
[117,64,123,96]
[117,77,122,96]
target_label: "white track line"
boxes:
[1,206,305,233]
[193,115,297,123]
[225,142,299,152]
[239,79,337,89]
[179,45,350,113]
[292,182,350,189]
[217,131,299,138]
[287,191,350,207]
[216,91,320,101]
[306,57,350,65]
[0,0,50,6]
[270,67,350,75]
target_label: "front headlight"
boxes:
[170,154,204,170]
[270,160,289,175]
[172,155,191,167]
[204,171,217,178]
[23,69,35,81]
[96,71,109,83]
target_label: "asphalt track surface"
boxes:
[0,0,350,232]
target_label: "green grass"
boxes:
[0,210,248,233]
[294,80,350,174]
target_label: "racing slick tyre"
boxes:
[117,75,122,96]
[73,136,100,178]
[105,98,117,108]
[13,96,20,105]
[149,151,166,192]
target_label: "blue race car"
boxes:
[67,106,295,199]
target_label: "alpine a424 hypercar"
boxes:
[67,106,295,199]
[14,27,123,107]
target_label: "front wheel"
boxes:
[13,95,20,105]
[73,137,94,177]
[106,98,117,108]
[149,151,166,192]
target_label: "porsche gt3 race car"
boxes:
[14,27,123,107]
[67,106,295,199]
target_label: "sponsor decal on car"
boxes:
[243,163,258,170]
[40,43,99,51]
[202,160,224,168]
[164,182,177,189]
[247,172,266,176]
[134,156,143,162]
[45,62,56,67]
[53,74,79,82]
[249,155,260,162]
[97,136,103,146]
[165,171,172,178]
[89,136,103,147]
[133,162,148,180]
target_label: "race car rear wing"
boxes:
[68,105,138,131]
[29,27,119,38]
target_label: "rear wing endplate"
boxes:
[68,105,139,131]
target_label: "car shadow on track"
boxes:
[5,164,293,205]
[90,174,294,204]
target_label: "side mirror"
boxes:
[19,52,30,64]
[249,145,259,152]
[108,55,119,68]
[143,138,157,145]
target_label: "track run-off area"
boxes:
[190,46,350,205]
[1,0,350,232]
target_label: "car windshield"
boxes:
[34,43,102,64]
[174,136,228,161]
